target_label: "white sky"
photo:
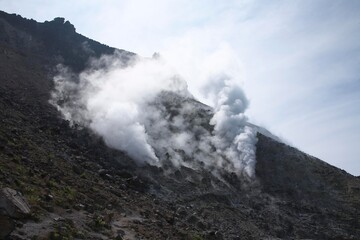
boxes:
[1,0,359,175]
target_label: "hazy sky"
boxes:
[1,0,359,175]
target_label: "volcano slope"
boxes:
[0,10,360,240]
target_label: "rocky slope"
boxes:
[0,10,359,239]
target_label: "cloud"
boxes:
[233,0,360,175]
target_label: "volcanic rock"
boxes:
[0,187,30,218]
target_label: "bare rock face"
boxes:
[0,188,30,238]
[0,187,31,218]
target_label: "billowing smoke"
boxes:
[50,49,257,178]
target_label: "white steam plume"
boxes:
[50,48,257,178]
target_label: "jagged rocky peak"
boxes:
[0,10,135,72]
[45,17,76,32]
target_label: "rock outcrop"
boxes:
[0,188,30,238]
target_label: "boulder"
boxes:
[0,188,30,238]
[0,187,31,218]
